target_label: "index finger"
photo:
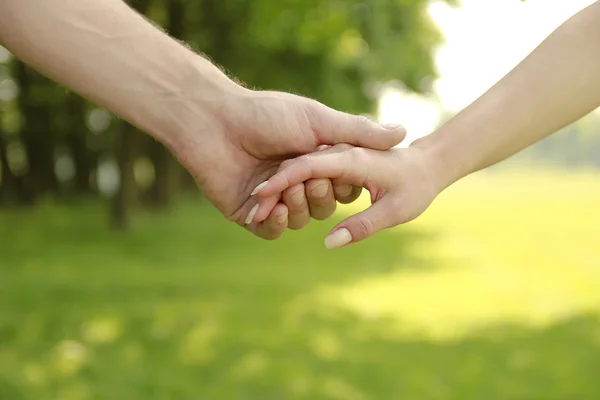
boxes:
[254,149,367,197]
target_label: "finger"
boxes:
[283,183,311,230]
[249,144,332,223]
[254,147,367,197]
[324,196,396,249]
[254,203,288,240]
[310,104,406,150]
[305,178,336,220]
[332,182,362,204]
[252,194,281,223]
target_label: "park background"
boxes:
[1,0,600,399]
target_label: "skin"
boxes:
[255,1,600,248]
[0,0,406,239]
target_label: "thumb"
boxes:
[311,105,406,150]
[324,196,396,249]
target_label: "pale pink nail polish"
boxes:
[325,228,352,249]
[245,204,259,225]
[251,181,269,196]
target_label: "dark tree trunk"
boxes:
[110,124,140,230]
[109,0,152,229]
[145,0,186,208]
[0,135,17,204]
[65,93,94,195]
[180,165,198,192]
[13,62,58,201]
[147,141,179,207]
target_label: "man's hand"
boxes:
[0,0,405,239]
[173,88,406,239]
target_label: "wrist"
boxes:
[409,129,471,192]
[156,54,250,154]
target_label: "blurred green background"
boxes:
[1,0,600,399]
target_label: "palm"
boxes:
[186,92,320,223]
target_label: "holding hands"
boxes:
[251,142,445,249]
[3,0,599,248]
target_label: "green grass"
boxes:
[1,169,600,399]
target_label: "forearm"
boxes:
[415,2,600,188]
[0,0,244,150]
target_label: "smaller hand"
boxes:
[252,143,444,248]
[275,145,362,233]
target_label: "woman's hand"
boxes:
[252,143,445,248]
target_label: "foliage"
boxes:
[0,0,449,226]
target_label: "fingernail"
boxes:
[334,185,353,198]
[317,145,329,151]
[251,181,269,196]
[276,211,287,224]
[245,204,259,225]
[290,190,304,206]
[325,228,352,249]
[310,184,328,199]
[381,124,403,130]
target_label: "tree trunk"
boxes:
[13,62,58,201]
[148,141,180,207]
[108,0,151,228]
[66,93,94,195]
[145,0,185,208]
[110,124,140,230]
[180,165,198,192]
[0,135,17,204]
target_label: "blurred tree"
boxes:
[13,62,60,201]
[1,0,455,228]
[110,0,153,229]
[64,92,94,195]
[184,0,447,114]
[0,131,16,204]
[146,0,186,209]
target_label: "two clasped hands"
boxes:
[2,0,599,249]
[175,87,437,249]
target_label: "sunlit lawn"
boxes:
[1,168,600,399]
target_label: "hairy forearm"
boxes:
[0,0,243,149]
[415,2,600,188]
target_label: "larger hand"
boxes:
[173,89,406,239]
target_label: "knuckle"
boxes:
[262,230,282,241]
[337,187,361,204]
[312,205,336,221]
[280,159,294,170]
[288,218,309,230]
[353,216,374,239]
[332,143,354,152]
[296,154,313,167]
[349,147,368,163]
[355,114,371,128]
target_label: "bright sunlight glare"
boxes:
[379,0,598,144]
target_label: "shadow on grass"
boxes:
[1,200,598,399]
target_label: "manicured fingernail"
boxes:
[317,145,329,151]
[251,181,269,196]
[276,211,287,224]
[290,191,304,206]
[381,124,403,130]
[325,228,352,249]
[310,184,328,199]
[245,204,259,225]
[334,185,353,198]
